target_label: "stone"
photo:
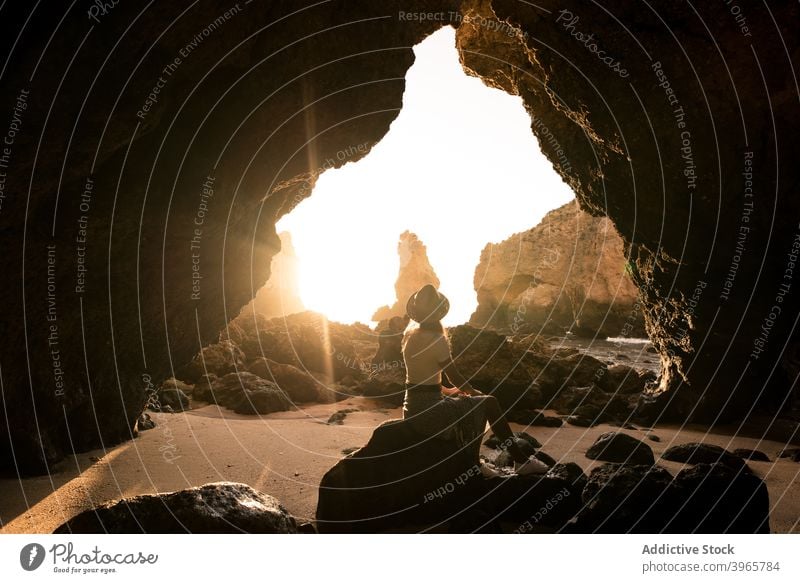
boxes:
[191,374,218,402]
[661,443,750,473]
[219,312,370,385]
[317,419,483,532]
[160,377,194,396]
[669,463,770,533]
[471,201,645,339]
[572,463,674,533]
[248,357,320,403]
[550,383,636,425]
[601,365,655,395]
[180,340,246,383]
[559,353,609,388]
[485,431,541,450]
[53,482,297,533]
[533,450,558,468]
[211,372,292,415]
[521,351,620,408]
[327,409,358,425]
[372,231,440,321]
[586,432,655,465]
[232,389,292,416]
[448,325,539,410]
[136,413,155,431]
[491,449,556,468]
[551,385,604,412]
[358,366,407,407]
[370,318,409,369]
[546,462,588,493]
[732,448,770,462]
[492,450,513,467]
[158,388,190,411]
[565,415,595,427]
[777,447,800,462]
[317,419,582,533]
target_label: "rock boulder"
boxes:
[586,432,655,465]
[54,482,297,533]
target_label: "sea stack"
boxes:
[373,231,440,321]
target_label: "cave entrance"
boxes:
[273,27,573,327]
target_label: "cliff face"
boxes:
[471,201,644,338]
[240,232,304,320]
[373,231,440,321]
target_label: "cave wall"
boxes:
[456,0,800,421]
[0,0,456,473]
[0,0,798,473]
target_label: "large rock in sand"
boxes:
[586,432,655,465]
[572,463,675,533]
[209,372,292,414]
[669,463,770,533]
[54,482,297,533]
[248,357,320,403]
[569,461,770,533]
[661,442,750,473]
[316,419,583,533]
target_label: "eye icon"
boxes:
[20,543,46,571]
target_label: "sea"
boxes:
[549,334,660,373]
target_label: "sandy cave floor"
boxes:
[1,397,799,534]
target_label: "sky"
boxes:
[277,26,574,325]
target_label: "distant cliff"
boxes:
[470,201,645,338]
[373,231,440,321]
[240,231,305,319]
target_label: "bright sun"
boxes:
[276,26,574,326]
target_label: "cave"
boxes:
[1,0,798,489]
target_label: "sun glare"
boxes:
[276,26,574,325]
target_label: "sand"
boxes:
[1,397,798,533]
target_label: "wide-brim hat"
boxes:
[406,284,450,323]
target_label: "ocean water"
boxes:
[550,334,661,373]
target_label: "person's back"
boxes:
[402,327,450,386]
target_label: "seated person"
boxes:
[401,284,547,476]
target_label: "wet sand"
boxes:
[1,397,798,533]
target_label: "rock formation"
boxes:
[317,419,769,533]
[373,231,440,321]
[239,231,304,320]
[316,418,586,533]
[54,482,298,533]
[471,201,644,338]
[2,1,798,473]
